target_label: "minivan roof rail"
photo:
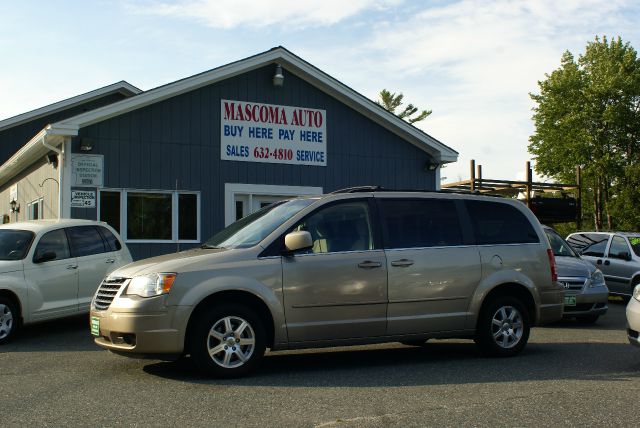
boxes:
[329,186,501,197]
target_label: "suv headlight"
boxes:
[588,269,605,287]
[634,284,640,302]
[126,273,177,298]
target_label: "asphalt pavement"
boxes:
[1,300,639,427]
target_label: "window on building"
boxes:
[100,191,120,233]
[98,189,200,242]
[27,198,44,220]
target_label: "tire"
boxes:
[190,303,266,378]
[475,296,530,357]
[0,296,19,345]
[576,315,599,324]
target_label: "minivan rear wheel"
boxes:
[0,296,18,345]
[190,304,266,378]
[475,296,530,357]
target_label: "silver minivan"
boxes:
[566,232,640,297]
[90,190,564,377]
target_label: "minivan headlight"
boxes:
[588,269,605,287]
[634,284,640,302]
[126,273,177,298]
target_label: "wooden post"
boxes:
[477,164,482,191]
[525,161,532,208]
[576,166,582,230]
[470,159,476,192]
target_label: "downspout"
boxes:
[42,135,64,219]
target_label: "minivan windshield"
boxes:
[0,229,35,260]
[203,198,317,249]
[545,228,578,257]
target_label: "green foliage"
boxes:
[376,89,432,124]
[529,36,640,231]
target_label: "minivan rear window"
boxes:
[466,201,539,245]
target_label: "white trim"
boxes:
[224,183,323,226]
[97,188,201,243]
[435,166,441,191]
[0,81,141,132]
[27,197,44,220]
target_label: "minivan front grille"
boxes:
[93,277,128,310]
[558,277,587,292]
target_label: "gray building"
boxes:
[0,47,458,260]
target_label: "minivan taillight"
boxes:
[547,249,558,282]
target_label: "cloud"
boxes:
[130,0,402,29]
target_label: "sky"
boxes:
[1,0,639,183]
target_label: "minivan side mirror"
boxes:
[284,231,313,253]
[34,251,57,263]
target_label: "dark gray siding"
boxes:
[76,65,437,260]
[0,93,132,165]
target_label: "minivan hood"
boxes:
[555,256,596,278]
[0,260,23,274]
[109,247,237,278]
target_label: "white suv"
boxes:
[0,219,132,343]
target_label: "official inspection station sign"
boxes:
[71,190,96,208]
[71,154,104,187]
[221,99,327,166]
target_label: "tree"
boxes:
[529,36,640,230]
[376,89,432,124]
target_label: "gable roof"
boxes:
[0,81,141,132]
[0,47,457,186]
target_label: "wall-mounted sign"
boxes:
[71,154,104,187]
[221,99,327,166]
[71,190,96,208]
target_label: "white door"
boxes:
[25,228,79,321]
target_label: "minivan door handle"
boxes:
[358,261,382,269]
[106,259,116,264]
[391,259,414,267]
[596,259,603,265]
[66,265,78,270]
[604,260,610,266]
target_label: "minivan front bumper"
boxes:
[90,299,192,357]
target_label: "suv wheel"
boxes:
[190,304,266,378]
[0,296,18,345]
[475,296,530,357]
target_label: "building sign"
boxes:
[71,190,96,208]
[71,154,104,187]
[220,99,327,166]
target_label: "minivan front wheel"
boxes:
[475,296,530,357]
[190,304,266,378]
[0,297,18,345]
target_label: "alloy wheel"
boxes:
[490,305,523,349]
[207,316,256,368]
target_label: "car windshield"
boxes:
[545,228,578,257]
[628,236,640,257]
[0,229,35,260]
[203,198,317,249]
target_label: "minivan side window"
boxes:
[33,229,71,262]
[608,235,630,260]
[466,201,539,245]
[292,201,373,254]
[566,233,609,257]
[67,226,107,257]
[379,198,463,249]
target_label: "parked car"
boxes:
[0,219,132,344]
[626,284,640,347]
[90,189,564,378]
[543,226,608,323]
[566,231,640,297]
